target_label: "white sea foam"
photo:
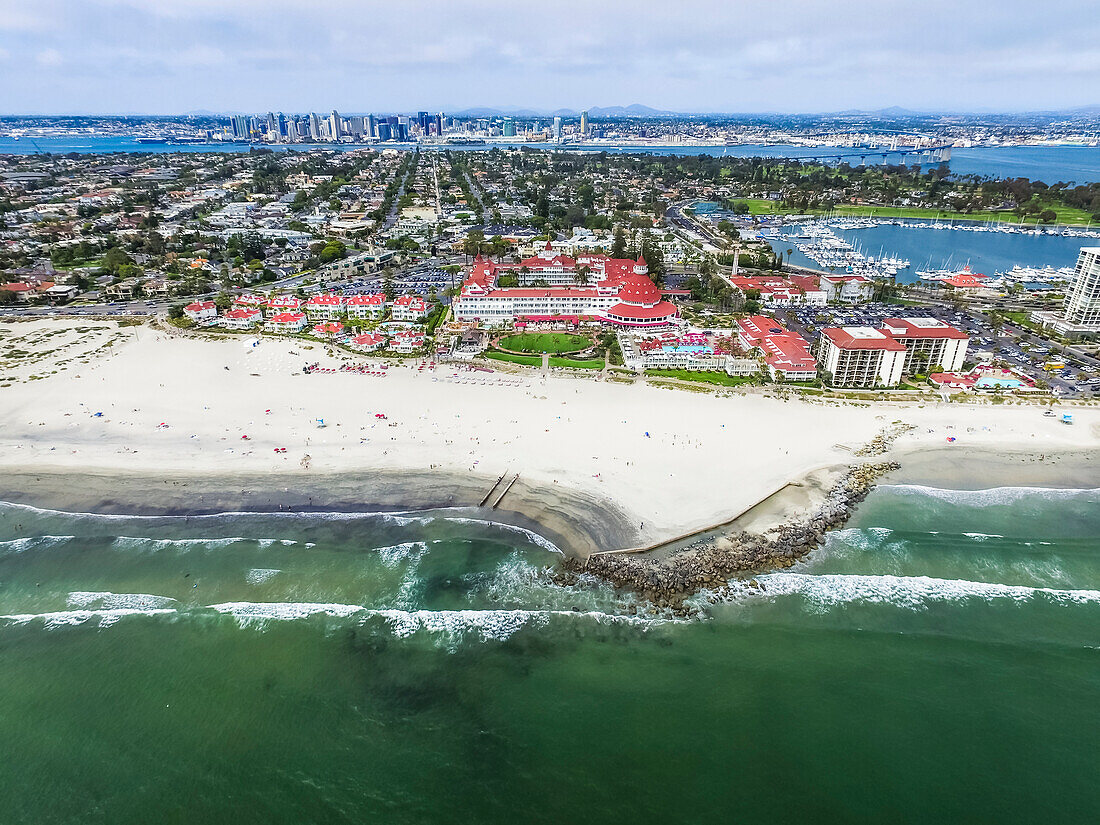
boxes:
[246,568,281,585]
[961,532,1005,541]
[206,601,667,643]
[110,536,301,552]
[881,484,1100,506]
[1,608,176,629]
[66,591,178,610]
[0,535,75,553]
[376,541,429,568]
[748,573,1100,610]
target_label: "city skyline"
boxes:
[1,0,1099,115]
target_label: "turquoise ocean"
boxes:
[0,484,1098,823]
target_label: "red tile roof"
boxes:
[821,327,907,351]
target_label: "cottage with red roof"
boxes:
[349,332,386,353]
[265,311,307,334]
[312,321,344,337]
[346,293,386,320]
[391,295,428,321]
[222,307,263,329]
[305,294,346,320]
[819,327,907,387]
[233,293,268,308]
[265,295,302,318]
[389,329,425,353]
[183,300,217,323]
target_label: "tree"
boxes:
[167,303,185,320]
[573,264,592,286]
[610,226,627,259]
[1038,209,1057,224]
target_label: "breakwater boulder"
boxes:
[558,461,899,613]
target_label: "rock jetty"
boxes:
[558,461,899,612]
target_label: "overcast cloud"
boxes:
[0,0,1097,114]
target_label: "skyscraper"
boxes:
[435,113,443,136]
[552,116,562,141]
[502,118,515,137]
[1063,247,1100,329]
[309,113,321,140]
[580,110,589,137]
[329,110,342,139]
[366,114,377,139]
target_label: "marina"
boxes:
[767,217,1097,286]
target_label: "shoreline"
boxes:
[0,467,640,558]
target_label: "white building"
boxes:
[305,294,346,320]
[391,295,428,321]
[820,273,875,303]
[222,307,263,329]
[1032,247,1100,338]
[346,293,387,320]
[819,327,907,387]
[183,300,217,323]
[265,311,307,334]
[880,317,969,373]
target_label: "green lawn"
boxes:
[498,332,591,354]
[733,199,1097,226]
[486,351,605,370]
[645,369,756,387]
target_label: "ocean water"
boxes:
[1,136,1098,183]
[0,487,1098,824]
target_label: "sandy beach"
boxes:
[1,319,1098,555]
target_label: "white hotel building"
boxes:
[819,327,907,387]
[452,246,680,328]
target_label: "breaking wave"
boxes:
[745,572,1100,610]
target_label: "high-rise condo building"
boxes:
[580,110,589,136]
[1033,247,1100,339]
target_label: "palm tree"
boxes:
[573,265,591,286]
[519,265,531,287]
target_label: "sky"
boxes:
[1,0,1099,115]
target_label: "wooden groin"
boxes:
[479,471,508,507]
[491,474,520,509]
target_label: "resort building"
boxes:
[305,294,346,320]
[728,274,827,306]
[349,332,386,353]
[392,295,429,321]
[453,252,680,328]
[818,327,907,387]
[1032,247,1100,339]
[346,293,387,320]
[266,295,302,318]
[222,307,263,329]
[312,321,344,337]
[619,331,728,371]
[390,330,425,353]
[820,273,874,303]
[266,311,307,334]
[880,317,969,373]
[183,300,217,323]
[233,293,268,310]
[736,315,818,381]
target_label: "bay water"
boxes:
[0,485,1097,823]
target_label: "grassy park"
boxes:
[497,332,592,354]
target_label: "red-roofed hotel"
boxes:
[453,246,679,328]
